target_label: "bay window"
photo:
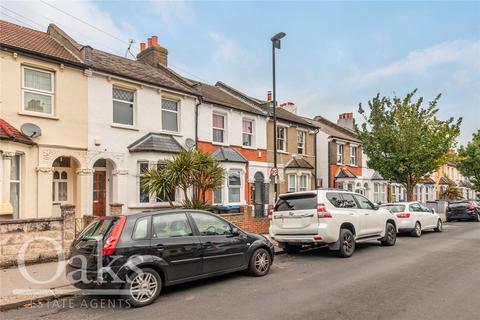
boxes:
[228,169,241,203]
[10,155,21,219]
[213,113,225,143]
[161,98,179,132]
[299,175,308,191]
[22,66,54,115]
[288,175,296,192]
[139,161,176,204]
[113,87,135,125]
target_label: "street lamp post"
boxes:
[271,32,286,203]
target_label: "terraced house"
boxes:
[0,20,89,219]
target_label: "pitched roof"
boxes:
[312,115,361,143]
[190,81,266,116]
[88,49,195,95]
[211,147,247,163]
[128,133,184,153]
[335,167,357,179]
[285,157,314,169]
[438,177,451,185]
[0,118,35,145]
[0,20,82,64]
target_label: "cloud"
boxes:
[355,39,480,83]
[1,0,140,57]
[208,31,242,64]
[149,0,194,31]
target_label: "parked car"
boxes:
[380,202,443,237]
[446,201,480,222]
[269,189,397,258]
[66,210,274,307]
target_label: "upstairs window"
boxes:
[297,130,306,154]
[213,113,225,143]
[161,99,179,132]
[350,145,357,165]
[113,87,135,125]
[277,127,287,151]
[22,67,54,115]
[242,119,254,147]
[336,143,344,164]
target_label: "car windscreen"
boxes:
[76,218,116,241]
[275,194,317,211]
[381,205,405,213]
[448,201,469,208]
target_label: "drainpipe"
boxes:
[313,128,319,189]
[327,137,332,188]
[194,95,203,150]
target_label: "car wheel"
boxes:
[411,222,422,237]
[249,248,271,276]
[122,268,162,308]
[284,244,302,254]
[475,214,480,222]
[434,219,443,232]
[381,222,397,246]
[337,229,355,258]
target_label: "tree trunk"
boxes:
[406,181,416,202]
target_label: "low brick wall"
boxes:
[0,205,76,268]
[221,206,270,234]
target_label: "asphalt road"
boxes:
[3,221,480,320]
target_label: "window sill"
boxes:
[18,111,59,120]
[212,141,228,147]
[161,131,182,137]
[128,202,181,209]
[241,145,256,150]
[278,150,289,154]
[111,123,139,131]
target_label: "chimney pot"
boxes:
[140,42,146,51]
[152,35,158,46]
[267,91,272,102]
[147,37,152,47]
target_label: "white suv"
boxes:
[269,189,397,257]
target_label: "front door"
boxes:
[93,171,106,216]
[253,172,266,217]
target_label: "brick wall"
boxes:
[220,206,270,234]
[0,205,77,268]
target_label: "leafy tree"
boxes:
[356,89,462,201]
[141,149,225,209]
[440,177,463,200]
[457,129,480,194]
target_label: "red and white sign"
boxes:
[270,167,279,177]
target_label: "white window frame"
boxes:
[297,130,306,155]
[242,118,254,147]
[350,145,357,166]
[137,161,176,204]
[212,112,226,144]
[227,169,242,204]
[112,86,136,126]
[337,143,344,164]
[10,155,21,219]
[52,169,70,203]
[161,97,180,133]
[22,66,55,115]
[288,174,297,192]
[277,126,287,152]
[299,174,309,191]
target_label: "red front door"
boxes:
[93,171,106,216]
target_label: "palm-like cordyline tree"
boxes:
[440,177,463,200]
[140,149,225,209]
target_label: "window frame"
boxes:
[161,97,180,133]
[138,161,176,205]
[297,130,306,155]
[350,145,357,166]
[227,169,242,203]
[242,118,254,147]
[336,143,344,164]
[212,112,226,144]
[299,174,308,191]
[21,66,55,115]
[112,86,136,126]
[277,126,287,152]
[132,216,151,240]
[151,213,194,239]
[288,174,297,192]
[190,212,234,237]
[10,155,21,219]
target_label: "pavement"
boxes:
[1,221,479,320]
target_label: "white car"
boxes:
[269,189,397,258]
[380,202,443,237]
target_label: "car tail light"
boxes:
[396,213,411,218]
[268,208,273,220]
[102,216,126,256]
[313,236,323,241]
[317,203,332,218]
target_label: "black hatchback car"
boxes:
[446,201,480,222]
[66,210,274,307]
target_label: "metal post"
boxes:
[272,43,278,202]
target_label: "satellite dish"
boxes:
[185,138,196,148]
[20,123,42,138]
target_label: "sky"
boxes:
[1,0,478,145]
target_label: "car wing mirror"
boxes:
[230,226,240,236]
[373,204,379,210]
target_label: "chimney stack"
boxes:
[337,112,355,131]
[267,91,272,102]
[279,101,297,114]
[136,35,169,67]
